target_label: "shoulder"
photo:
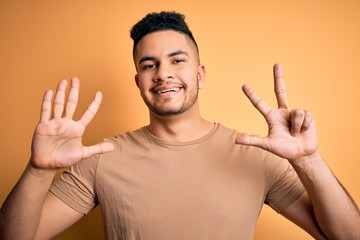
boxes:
[103,127,148,149]
[211,123,238,141]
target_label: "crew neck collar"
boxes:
[142,123,219,146]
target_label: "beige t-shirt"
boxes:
[50,123,304,239]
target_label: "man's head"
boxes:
[130,12,205,118]
[130,11,199,61]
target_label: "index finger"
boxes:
[273,63,290,110]
[79,91,102,127]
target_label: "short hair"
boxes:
[130,11,199,57]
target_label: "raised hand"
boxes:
[236,64,318,161]
[30,78,114,169]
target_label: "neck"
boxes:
[147,104,213,142]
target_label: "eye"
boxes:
[173,59,185,64]
[143,63,158,70]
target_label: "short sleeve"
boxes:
[49,154,100,215]
[264,152,305,213]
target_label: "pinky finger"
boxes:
[40,90,53,123]
[301,111,313,132]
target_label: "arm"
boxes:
[0,78,114,239]
[284,152,360,239]
[0,165,83,240]
[236,64,360,239]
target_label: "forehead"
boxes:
[134,30,197,61]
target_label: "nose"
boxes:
[153,63,174,82]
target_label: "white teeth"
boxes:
[158,88,179,93]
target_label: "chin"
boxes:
[153,108,186,117]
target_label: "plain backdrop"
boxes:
[1,1,359,239]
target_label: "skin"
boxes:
[0,30,359,240]
[134,30,212,141]
[134,31,203,117]
[237,64,360,239]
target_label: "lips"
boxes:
[152,85,183,95]
[158,87,181,94]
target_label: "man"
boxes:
[0,11,359,240]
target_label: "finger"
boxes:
[235,132,269,150]
[64,77,80,119]
[290,109,305,136]
[273,63,290,111]
[79,91,102,127]
[242,84,271,117]
[81,142,114,159]
[53,80,68,119]
[301,111,313,132]
[40,89,53,123]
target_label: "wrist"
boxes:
[26,160,58,178]
[290,150,323,170]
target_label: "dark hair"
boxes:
[130,11,199,56]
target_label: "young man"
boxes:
[1,11,359,240]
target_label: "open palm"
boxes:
[236,64,318,161]
[31,78,114,169]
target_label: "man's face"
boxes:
[134,30,205,117]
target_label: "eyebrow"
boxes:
[138,50,189,65]
[168,50,189,58]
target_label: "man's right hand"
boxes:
[30,77,114,169]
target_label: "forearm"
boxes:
[0,162,57,240]
[291,152,360,239]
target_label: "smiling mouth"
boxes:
[151,84,183,95]
[157,88,181,94]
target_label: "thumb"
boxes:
[235,132,268,149]
[81,142,114,159]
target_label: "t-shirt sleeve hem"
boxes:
[269,188,306,213]
[49,184,94,215]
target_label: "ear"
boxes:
[135,74,140,88]
[197,64,206,88]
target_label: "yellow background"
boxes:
[1,1,359,239]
